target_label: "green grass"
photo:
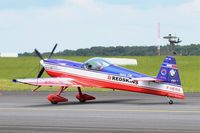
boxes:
[0,56,199,92]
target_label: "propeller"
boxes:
[35,44,57,78]
[34,49,44,60]
[37,67,45,78]
[48,43,57,58]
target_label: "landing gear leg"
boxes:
[48,86,68,104]
[166,96,173,104]
[57,86,68,96]
[77,87,85,102]
[76,87,96,102]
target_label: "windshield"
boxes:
[83,57,111,71]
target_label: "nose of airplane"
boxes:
[40,60,44,66]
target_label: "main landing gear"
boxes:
[166,97,174,104]
[47,86,96,104]
[76,87,96,102]
[48,86,68,104]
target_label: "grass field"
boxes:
[0,56,199,92]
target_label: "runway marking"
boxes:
[0,107,200,113]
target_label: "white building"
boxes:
[0,53,18,57]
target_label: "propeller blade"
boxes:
[37,67,45,78]
[32,86,41,92]
[48,43,57,59]
[35,44,57,78]
[35,49,44,60]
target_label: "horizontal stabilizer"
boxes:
[132,77,158,82]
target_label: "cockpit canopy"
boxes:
[82,57,111,71]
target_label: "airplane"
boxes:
[13,44,184,104]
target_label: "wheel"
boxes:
[79,99,86,103]
[169,100,173,104]
[51,101,58,104]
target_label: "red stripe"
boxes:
[45,69,184,99]
[172,64,177,68]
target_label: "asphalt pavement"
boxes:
[0,91,199,133]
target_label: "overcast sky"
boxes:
[0,0,199,53]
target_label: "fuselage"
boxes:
[41,58,184,99]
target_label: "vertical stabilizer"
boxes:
[157,56,181,86]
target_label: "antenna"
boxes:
[157,22,161,56]
[157,22,160,39]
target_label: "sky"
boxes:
[0,0,199,53]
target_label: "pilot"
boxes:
[88,64,92,69]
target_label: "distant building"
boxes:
[0,53,18,57]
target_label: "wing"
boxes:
[13,76,161,90]
[13,77,89,87]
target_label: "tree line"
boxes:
[19,44,200,56]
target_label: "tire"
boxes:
[51,101,58,104]
[79,99,86,103]
[169,100,173,104]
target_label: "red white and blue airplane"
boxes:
[13,44,184,104]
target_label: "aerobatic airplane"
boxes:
[13,44,184,104]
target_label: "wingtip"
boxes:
[12,79,17,82]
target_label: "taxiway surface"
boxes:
[0,91,199,133]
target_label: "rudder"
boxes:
[157,56,181,86]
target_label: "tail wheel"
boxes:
[169,100,173,104]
